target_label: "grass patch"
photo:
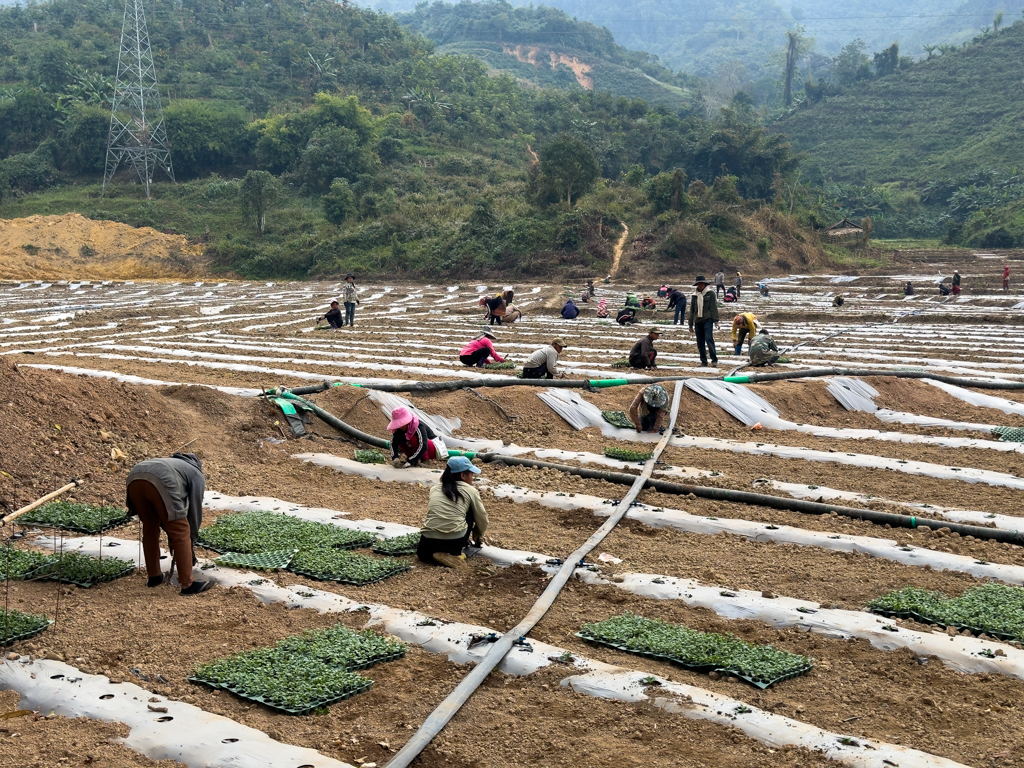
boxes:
[578,613,812,688]
[868,584,1024,641]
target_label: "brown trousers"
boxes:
[127,480,194,588]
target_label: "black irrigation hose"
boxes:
[271,368,1024,394]
[475,454,1024,545]
[275,391,391,450]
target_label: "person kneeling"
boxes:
[629,384,669,433]
[417,456,488,569]
[388,406,438,468]
[522,339,565,379]
[748,328,780,367]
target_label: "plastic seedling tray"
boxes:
[25,551,136,588]
[198,511,376,554]
[577,613,812,689]
[604,446,653,462]
[17,502,134,534]
[868,584,1024,642]
[372,532,421,556]
[602,410,635,429]
[214,550,298,571]
[0,610,52,646]
[0,549,59,580]
[289,550,410,586]
[354,449,388,464]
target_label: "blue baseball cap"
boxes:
[447,455,481,474]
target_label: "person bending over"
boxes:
[629,384,669,433]
[417,456,488,569]
[731,312,759,355]
[126,453,212,595]
[459,331,504,367]
[748,328,780,367]
[388,406,437,468]
[522,339,565,379]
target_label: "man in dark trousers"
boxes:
[688,275,720,367]
[666,286,687,325]
[629,328,660,369]
[319,300,343,329]
[126,453,212,595]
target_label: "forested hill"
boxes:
[0,0,820,280]
[394,2,700,107]
[778,19,1024,185]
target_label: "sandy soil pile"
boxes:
[0,214,205,280]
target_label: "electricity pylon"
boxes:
[102,0,174,198]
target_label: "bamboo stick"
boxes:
[2,480,81,525]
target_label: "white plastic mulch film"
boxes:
[827,377,879,413]
[536,388,607,431]
[926,379,1024,417]
[684,378,779,427]
[367,389,461,437]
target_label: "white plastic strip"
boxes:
[20,364,263,397]
[926,379,1024,417]
[0,659,352,768]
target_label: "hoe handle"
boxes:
[3,479,81,525]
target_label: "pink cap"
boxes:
[387,407,413,432]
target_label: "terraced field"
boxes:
[2,252,1024,768]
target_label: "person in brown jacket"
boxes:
[628,384,669,433]
[628,328,660,368]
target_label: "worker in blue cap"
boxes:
[416,455,489,568]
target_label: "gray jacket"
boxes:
[126,453,205,542]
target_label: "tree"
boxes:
[993,11,1004,32]
[165,100,248,178]
[538,133,598,207]
[322,178,355,225]
[873,42,900,78]
[240,170,279,238]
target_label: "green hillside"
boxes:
[396,2,699,107]
[0,0,821,278]
[779,20,1024,186]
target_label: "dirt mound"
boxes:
[0,213,206,280]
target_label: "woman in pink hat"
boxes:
[388,406,438,468]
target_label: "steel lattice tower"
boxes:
[103,0,174,198]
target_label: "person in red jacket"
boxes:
[1003,265,1011,291]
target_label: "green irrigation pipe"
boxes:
[470,454,1024,545]
[270,367,1024,395]
[275,391,391,450]
[383,383,685,768]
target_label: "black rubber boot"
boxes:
[180,580,214,595]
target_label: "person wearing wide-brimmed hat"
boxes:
[417,456,489,569]
[459,330,505,367]
[629,327,661,369]
[388,406,438,468]
[628,384,669,433]
[688,275,720,367]
[341,273,360,327]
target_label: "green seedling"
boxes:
[868,583,1024,641]
[199,511,375,554]
[0,549,58,580]
[0,609,51,645]
[27,551,135,588]
[604,446,654,462]
[483,361,515,370]
[290,549,409,586]
[578,613,812,688]
[18,502,132,534]
[372,532,421,556]
[354,449,387,464]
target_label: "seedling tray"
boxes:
[868,584,1024,642]
[0,549,59,580]
[289,549,410,585]
[0,610,52,646]
[372,532,421,556]
[198,511,376,554]
[214,550,297,571]
[25,552,136,588]
[602,410,635,429]
[189,667,373,715]
[577,613,812,689]
[354,449,388,464]
[604,446,653,462]
[18,502,134,534]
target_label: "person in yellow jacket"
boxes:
[731,312,760,355]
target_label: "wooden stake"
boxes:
[2,480,81,525]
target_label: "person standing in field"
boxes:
[126,453,212,596]
[735,271,743,298]
[1004,265,1010,291]
[341,273,360,327]
[714,269,726,297]
[689,275,720,367]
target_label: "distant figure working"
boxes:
[522,339,565,379]
[126,453,211,596]
[938,282,951,296]
[1004,265,1011,291]
[628,384,669,433]
[666,286,687,325]
[341,273,360,327]
[951,270,961,296]
[714,270,726,297]
[748,329,780,367]
[758,282,770,297]
[459,331,505,367]
[616,306,638,326]
[629,327,660,369]
[731,312,759,355]
[735,272,743,298]
[905,282,915,296]
[319,300,343,329]
[833,295,845,308]
[561,299,580,319]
